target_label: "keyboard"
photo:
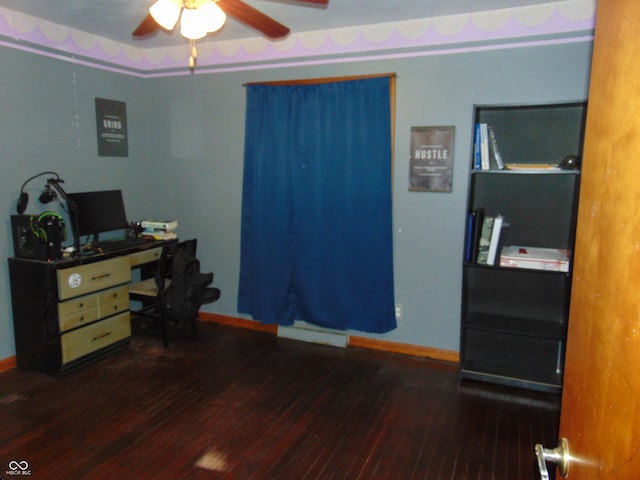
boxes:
[90,237,151,252]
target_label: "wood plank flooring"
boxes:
[0,321,559,479]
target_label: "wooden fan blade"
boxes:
[133,13,160,37]
[218,0,290,39]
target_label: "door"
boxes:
[537,0,640,478]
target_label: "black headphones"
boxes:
[30,211,66,243]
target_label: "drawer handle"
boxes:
[79,302,84,308]
[91,273,112,281]
[92,331,112,341]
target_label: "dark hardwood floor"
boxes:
[0,321,559,479]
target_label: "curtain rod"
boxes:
[243,72,397,87]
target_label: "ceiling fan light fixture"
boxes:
[149,0,182,31]
[180,7,207,40]
[200,1,227,33]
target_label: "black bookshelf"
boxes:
[460,101,587,392]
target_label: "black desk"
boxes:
[8,239,175,374]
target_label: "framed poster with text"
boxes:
[409,125,454,192]
[95,98,128,157]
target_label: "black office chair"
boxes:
[129,239,220,348]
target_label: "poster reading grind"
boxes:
[409,126,455,192]
[95,98,128,157]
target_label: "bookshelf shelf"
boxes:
[463,312,565,340]
[460,101,587,393]
[471,169,580,175]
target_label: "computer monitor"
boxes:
[67,189,128,239]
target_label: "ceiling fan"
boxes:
[133,0,328,41]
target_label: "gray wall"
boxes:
[0,48,157,360]
[0,40,593,360]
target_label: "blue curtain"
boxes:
[238,77,396,334]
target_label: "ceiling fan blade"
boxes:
[132,13,160,37]
[218,0,290,39]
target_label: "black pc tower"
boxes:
[11,214,64,260]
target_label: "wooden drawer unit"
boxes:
[54,257,132,370]
[8,239,175,374]
[58,285,129,332]
[129,247,162,267]
[8,255,134,374]
[98,285,130,318]
[61,312,131,364]
[57,256,131,300]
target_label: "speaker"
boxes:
[11,215,47,260]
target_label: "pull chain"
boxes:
[189,40,197,72]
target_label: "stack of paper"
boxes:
[500,246,570,272]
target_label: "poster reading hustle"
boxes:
[409,126,455,192]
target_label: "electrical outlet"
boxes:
[395,304,403,320]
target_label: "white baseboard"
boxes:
[277,322,348,348]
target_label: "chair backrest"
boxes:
[175,239,197,258]
[162,239,217,324]
[154,239,198,290]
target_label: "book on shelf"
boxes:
[465,212,475,263]
[487,125,506,170]
[486,215,510,266]
[474,124,482,170]
[476,215,494,264]
[480,124,490,170]
[470,211,510,265]
[500,246,570,272]
[141,219,178,231]
[469,208,485,263]
[474,123,504,170]
[474,123,490,170]
[504,163,560,171]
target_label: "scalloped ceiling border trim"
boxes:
[0,0,595,77]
